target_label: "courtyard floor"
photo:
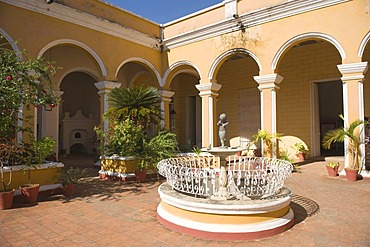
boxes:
[0,156,369,247]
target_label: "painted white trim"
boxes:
[115,57,161,87]
[164,0,349,49]
[162,60,202,87]
[358,31,370,57]
[38,39,107,77]
[208,48,262,81]
[272,32,346,70]
[209,96,214,147]
[17,105,23,143]
[0,28,22,60]
[337,62,369,75]
[58,67,100,88]
[2,0,159,50]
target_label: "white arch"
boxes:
[0,28,22,60]
[358,31,370,58]
[38,39,107,77]
[272,32,346,70]
[208,48,262,81]
[58,67,100,88]
[115,57,161,87]
[162,60,202,87]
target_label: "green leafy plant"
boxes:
[248,129,282,157]
[59,167,87,187]
[327,162,340,168]
[142,130,178,170]
[31,136,56,164]
[104,86,162,128]
[0,37,60,139]
[292,142,309,155]
[95,119,145,157]
[322,114,367,170]
[0,140,30,192]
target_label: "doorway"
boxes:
[312,80,344,156]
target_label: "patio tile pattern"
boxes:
[1,159,369,246]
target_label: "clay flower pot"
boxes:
[344,168,359,182]
[20,184,40,204]
[326,165,339,177]
[0,190,15,210]
[135,170,147,183]
[63,184,76,196]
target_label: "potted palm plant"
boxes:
[247,129,282,158]
[97,86,178,181]
[322,114,367,181]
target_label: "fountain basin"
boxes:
[157,183,294,240]
[157,154,294,240]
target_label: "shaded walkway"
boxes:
[0,160,369,246]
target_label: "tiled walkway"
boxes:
[1,159,369,247]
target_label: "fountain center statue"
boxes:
[217,113,228,147]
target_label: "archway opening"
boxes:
[215,53,260,148]
[60,72,99,155]
[276,39,342,158]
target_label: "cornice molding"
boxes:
[163,0,350,49]
[1,0,160,50]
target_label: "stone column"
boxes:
[43,90,63,160]
[160,90,175,130]
[337,62,368,168]
[253,74,283,158]
[94,81,121,132]
[195,82,222,148]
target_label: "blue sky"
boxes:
[105,0,222,23]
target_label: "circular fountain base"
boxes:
[157,183,294,240]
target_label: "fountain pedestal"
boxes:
[202,147,245,200]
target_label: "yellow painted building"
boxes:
[1,0,369,167]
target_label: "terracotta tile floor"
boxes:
[1,157,369,247]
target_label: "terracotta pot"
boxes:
[326,165,339,177]
[0,190,15,210]
[63,184,76,196]
[20,184,40,204]
[344,168,359,182]
[298,153,306,161]
[135,170,147,183]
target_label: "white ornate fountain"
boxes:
[156,114,294,240]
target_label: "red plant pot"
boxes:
[344,168,359,181]
[20,184,40,204]
[0,190,15,210]
[63,184,76,196]
[135,170,147,183]
[326,165,339,177]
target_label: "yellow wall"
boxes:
[277,41,342,146]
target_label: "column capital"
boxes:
[337,62,368,82]
[160,90,175,101]
[94,81,121,93]
[196,82,222,97]
[254,74,283,91]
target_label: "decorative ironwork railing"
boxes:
[157,155,293,200]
